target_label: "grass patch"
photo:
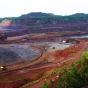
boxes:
[69,53,76,57]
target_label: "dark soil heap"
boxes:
[0,47,19,65]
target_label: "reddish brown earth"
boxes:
[53,44,81,63]
[0,20,11,26]
[28,42,88,88]
[0,38,88,88]
[0,71,45,88]
[1,20,88,39]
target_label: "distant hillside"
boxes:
[1,12,88,27]
[21,12,55,18]
[71,13,88,16]
[1,12,88,36]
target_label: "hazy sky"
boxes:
[0,0,88,17]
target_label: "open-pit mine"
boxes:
[0,33,88,88]
[1,12,88,88]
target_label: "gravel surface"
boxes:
[49,43,71,50]
[0,47,19,65]
[0,44,41,65]
[8,44,41,61]
[0,42,71,66]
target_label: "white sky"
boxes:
[0,0,88,17]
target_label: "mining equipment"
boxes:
[0,66,6,71]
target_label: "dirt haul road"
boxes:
[0,45,49,73]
